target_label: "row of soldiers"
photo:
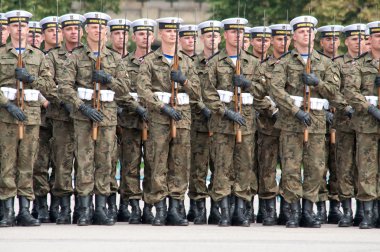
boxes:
[0,9,379,229]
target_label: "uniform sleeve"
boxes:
[203,59,226,115]
[344,64,370,112]
[182,58,203,110]
[29,55,55,98]
[315,62,340,102]
[250,64,276,113]
[45,51,62,104]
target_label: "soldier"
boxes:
[117,18,156,224]
[27,21,43,48]
[47,13,86,225]
[41,16,62,53]
[136,17,202,226]
[344,21,380,229]
[108,18,130,56]
[364,28,371,53]
[0,13,9,45]
[178,24,197,56]
[315,25,345,224]
[243,27,251,51]
[203,17,275,227]
[270,16,341,228]
[0,10,55,227]
[57,12,134,226]
[188,20,223,225]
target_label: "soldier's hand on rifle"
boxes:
[344,105,354,119]
[374,75,380,88]
[201,107,211,120]
[170,67,187,85]
[92,70,113,85]
[224,108,246,126]
[3,102,26,121]
[79,103,103,122]
[60,101,72,114]
[161,104,182,121]
[368,105,380,121]
[295,109,311,126]
[136,105,149,122]
[325,110,334,126]
[302,72,319,87]
[233,74,251,88]
[15,67,35,83]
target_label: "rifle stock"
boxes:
[303,27,312,143]
[92,22,102,141]
[170,23,179,138]
[235,25,242,143]
[142,28,149,141]
[16,18,24,140]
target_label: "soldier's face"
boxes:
[364,38,371,52]
[293,27,315,48]
[344,35,365,54]
[251,37,271,54]
[200,32,221,51]
[8,22,29,41]
[132,30,154,50]
[43,27,62,46]
[110,30,128,50]
[159,29,177,45]
[62,25,82,44]
[85,24,107,43]
[179,36,195,52]
[27,32,43,47]
[271,35,291,54]
[224,29,244,48]
[369,33,380,51]
[243,37,250,50]
[0,25,9,44]
[320,37,340,55]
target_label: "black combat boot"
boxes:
[338,198,353,227]
[263,198,277,226]
[35,195,50,223]
[77,195,92,226]
[278,196,291,225]
[49,194,60,223]
[107,193,118,223]
[286,200,301,228]
[72,194,80,224]
[129,199,142,224]
[141,203,154,224]
[56,196,71,224]
[315,201,327,224]
[16,196,40,226]
[372,200,378,225]
[218,196,231,227]
[166,198,188,226]
[208,199,221,225]
[231,197,249,227]
[0,200,3,220]
[186,199,197,222]
[194,199,207,225]
[327,200,343,224]
[353,200,363,226]
[93,195,115,225]
[152,199,167,226]
[117,198,130,222]
[0,197,15,227]
[245,199,255,223]
[256,198,266,223]
[359,200,374,229]
[178,200,186,220]
[300,199,321,228]
[31,200,38,219]
[376,200,380,228]
[229,195,235,222]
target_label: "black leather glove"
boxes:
[92,70,113,85]
[161,104,182,121]
[325,111,334,125]
[302,72,319,87]
[170,67,187,85]
[233,74,251,88]
[15,67,35,83]
[344,106,354,119]
[368,105,380,121]
[136,105,149,122]
[3,102,26,121]
[374,75,380,88]
[79,103,103,122]
[295,109,311,126]
[224,108,246,126]
[60,102,72,114]
[201,107,211,120]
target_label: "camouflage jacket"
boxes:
[0,89,7,105]
[270,48,340,134]
[203,48,274,135]
[57,45,133,127]
[136,47,202,130]
[0,43,55,126]
[344,51,379,134]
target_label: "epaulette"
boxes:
[332,55,344,61]
[260,56,270,64]
[207,50,220,61]
[354,51,368,60]
[278,51,291,60]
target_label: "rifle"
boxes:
[358,25,362,57]
[141,24,150,141]
[261,27,266,63]
[208,21,215,137]
[170,21,179,138]
[122,15,127,57]
[92,19,102,141]
[234,21,242,143]
[330,26,336,144]
[16,14,24,139]
[303,25,312,143]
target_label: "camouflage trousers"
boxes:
[33,120,54,196]
[336,130,357,200]
[188,130,213,200]
[143,123,190,204]
[0,123,39,200]
[257,132,279,199]
[210,132,256,202]
[119,127,145,201]
[109,127,121,195]
[355,132,379,201]
[279,131,325,203]
[51,120,76,197]
[318,134,339,202]
[73,120,117,196]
